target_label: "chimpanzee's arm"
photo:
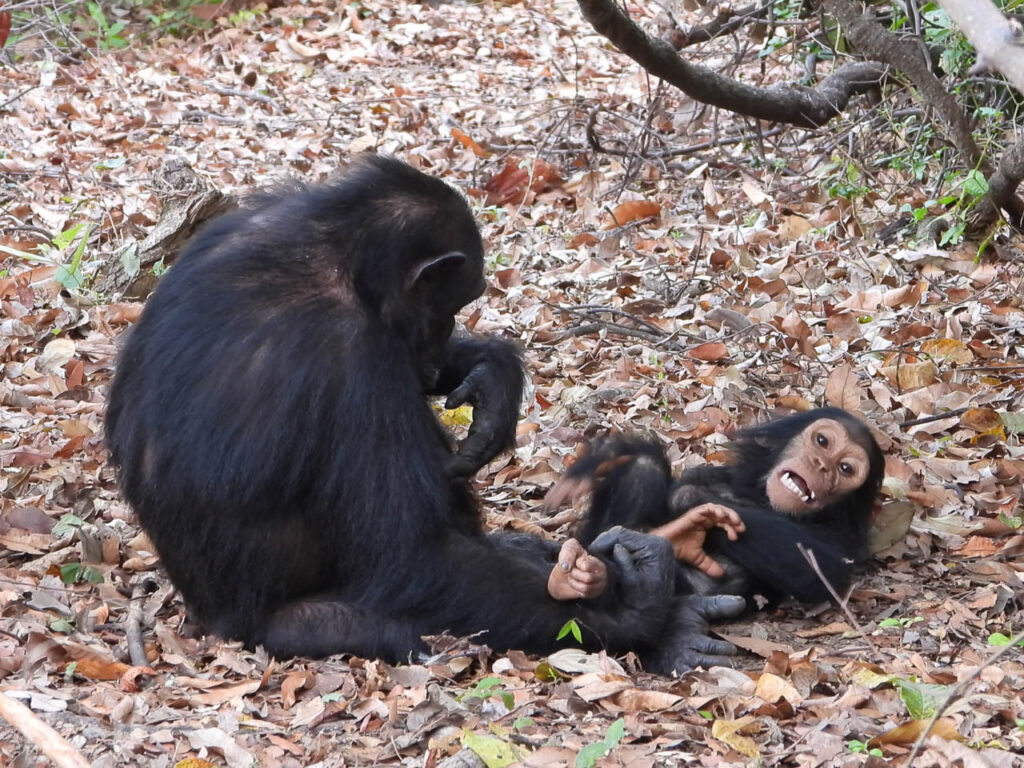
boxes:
[705,506,853,603]
[429,335,524,477]
[669,466,749,517]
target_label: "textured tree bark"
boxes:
[575,0,885,129]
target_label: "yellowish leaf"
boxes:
[711,716,760,758]
[461,730,522,768]
[439,404,474,428]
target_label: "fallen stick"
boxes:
[0,691,90,768]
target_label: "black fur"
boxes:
[107,156,734,670]
[572,408,885,605]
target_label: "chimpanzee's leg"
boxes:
[572,437,674,546]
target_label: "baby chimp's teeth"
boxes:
[782,472,800,496]
[781,471,812,503]
[809,489,816,501]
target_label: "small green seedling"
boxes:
[557,619,583,644]
[459,676,514,711]
[847,739,883,757]
[575,718,625,768]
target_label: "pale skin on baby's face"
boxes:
[763,418,870,516]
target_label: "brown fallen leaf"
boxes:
[754,672,803,705]
[191,679,262,706]
[602,200,661,229]
[715,633,794,657]
[0,10,10,48]
[960,407,1001,432]
[824,362,863,411]
[795,622,853,639]
[920,338,973,364]
[483,157,562,206]
[609,688,683,712]
[451,128,488,158]
[955,535,1000,557]
[63,657,132,682]
[686,341,729,362]
[878,360,937,389]
[281,669,317,709]
[868,717,963,747]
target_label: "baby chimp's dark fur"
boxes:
[572,408,885,604]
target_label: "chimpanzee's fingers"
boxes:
[694,554,726,579]
[557,539,585,571]
[444,368,484,409]
[569,567,603,586]
[589,525,625,555]
[680,653,737,669]
[682,633,737,657]
[445,384,473,410]
[685,594,746,621]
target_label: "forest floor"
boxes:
[0,0,1023,766]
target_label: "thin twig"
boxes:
[900,407,970,428]
[205,84,277,107]
[905,629,1024,765]
[797,544,880,657]
[125,582,149,668]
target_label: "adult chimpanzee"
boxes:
[106,156,744,673]
[545,408,885,605]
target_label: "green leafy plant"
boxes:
[847,739,883,757]
[822,157,873,200]
[895,679,948,720]
[879,615,924,629]
[997,512,1023,530]
[58,563,104,585]
[575,718,625,768]
[86,3,128,49]
[987,632,1024,648]
[53,513,88,538]
[459,676,514,711]
[0,221,94,293]
[556,619,583,644]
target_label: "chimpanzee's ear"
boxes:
[406,251,466,293]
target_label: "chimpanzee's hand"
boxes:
[436,338,523,478]
[589,526,675,611]
[644,594,746,676]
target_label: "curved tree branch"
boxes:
[576,0,886,129]
[666,1,773,50]
[819,0,982,168]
